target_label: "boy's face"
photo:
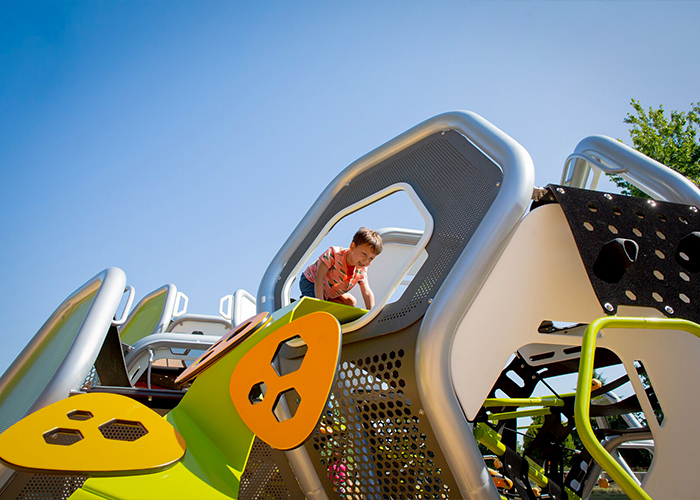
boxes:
[348,243,378,268]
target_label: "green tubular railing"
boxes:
[473,423,580,500]
[575,316,700,500]
[483,396,565,407]
[487,408,551,422]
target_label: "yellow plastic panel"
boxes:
[230,311,341,450]
[0,393,185,475]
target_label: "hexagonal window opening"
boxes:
[67,410,93,421]
[271,335,304,377]
[43,428,83,446]
[249,381,267,405]
[272,388,301,422]
[98,419,148,442]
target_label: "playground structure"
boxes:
[0,111,699,499]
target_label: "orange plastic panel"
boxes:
[229,312,341,451]
[175,312,270,386]
[0,393,185,475]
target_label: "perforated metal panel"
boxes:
[276,131,503,341]
[1,474,86,500]
[550,185,700,321]
[80,366,100,390]
[300,323,456,499]
[98,420,147,441]
[0,293,97,435]
[240,438,294,499]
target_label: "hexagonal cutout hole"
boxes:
[43,428,83,446]
[272,388,301,422]
[271,336,304,377]
[248,381,267,405]
[67,410,93,421]
[98,419,148,442]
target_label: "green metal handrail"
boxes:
[483,396,564,407]
[575,316,700,500]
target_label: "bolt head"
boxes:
[665,305,674,314]
[604,194,612,200]
[556,187,565,194]
[604,302,614,312]
[691,206,698,213]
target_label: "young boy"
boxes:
[299,227,383,309]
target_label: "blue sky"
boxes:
[1,1,699,375]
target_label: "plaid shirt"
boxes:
[303,246,368,300]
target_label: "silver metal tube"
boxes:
[124,333,221,373]
[416,111,535,500]
[562,135,700,206]
[581,431,653,499]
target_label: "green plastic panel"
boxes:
[72,298,348,500]
[119,293,167,346]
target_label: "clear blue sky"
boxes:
[1,1,699,375]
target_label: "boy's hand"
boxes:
[359,281,375,309]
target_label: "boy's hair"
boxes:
[352,227,383,254]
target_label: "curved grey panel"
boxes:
[259,115,503,344]
[415,112,534,499]
[0,267,126,490]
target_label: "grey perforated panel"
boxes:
[239,438,292,499]
[240,437,305,500]
[98,420,147,441]
[275,131,502,341]
[302,323,456,499]
[0,293,97,434]
[3,474,87,500]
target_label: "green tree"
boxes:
[608,99,700,197]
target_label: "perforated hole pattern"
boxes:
[15,474,87,500]
[98,420,147,441]
[310,349,451,499]
[553,186,700,321]
[275,131,502,335]
[239,437,292,499]
[80,366,100,391]
[43,429,82,446]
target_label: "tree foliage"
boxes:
[608,99,700,197]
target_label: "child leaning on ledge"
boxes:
[299,227,383,309]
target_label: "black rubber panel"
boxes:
[549,185,700,321]
[93,325,131,387]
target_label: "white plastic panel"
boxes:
[233,289,257,326]
[450,203,700,499]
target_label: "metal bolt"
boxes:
[496,182,501,187]
[520,364,525,369]
[441,131,446,136]
[604,302,614,312]
[419,409,425,415]
[691,206,698,213]
[532,375,537,380]
[428,298,433,304]
[647,199,656,207]
[604,194,612,200]
[665,305,674,314]
[556,187,565,194]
